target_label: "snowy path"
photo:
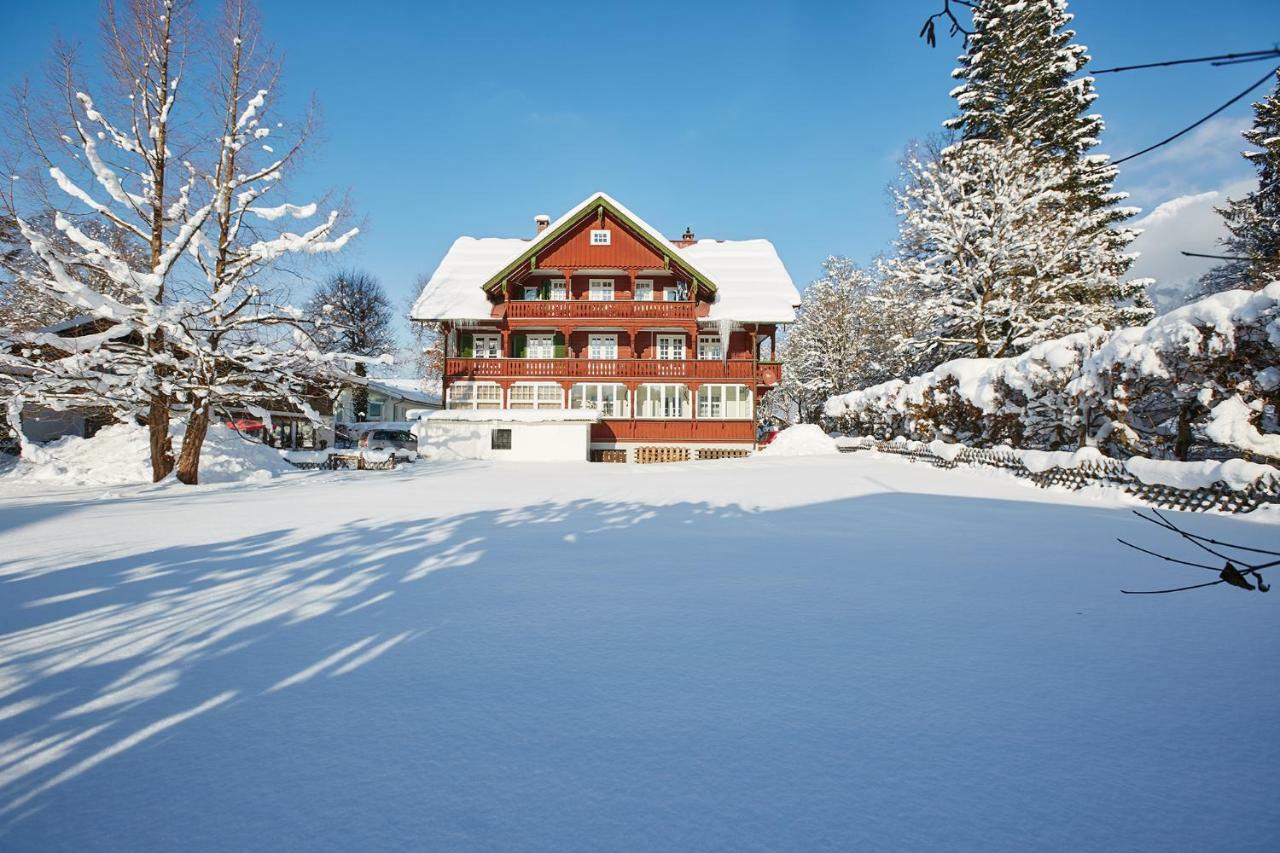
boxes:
[0,456,1276,851]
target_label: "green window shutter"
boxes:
[460,333,474,358]
[513,333,527,358]
[554,332,566,358]
[538,282,550,300]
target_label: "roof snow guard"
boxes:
[410,192,800,324]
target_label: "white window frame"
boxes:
[697,334,723,360]
[472,333,501,359]
[636,383,690,419]
[588,279,615,301]
[509,382,564,410]
[570,383,630,418]
[449,381,503,410]
[525,333,555,359]
[550,279,568,301]
[656,334,685,361]
[697,384,753,419]
[590,229,612,246]
[634,279,653,301]
[663,286,678,302]
[588,333,618,360]
[523,285,539,301]
[367,399,384,420]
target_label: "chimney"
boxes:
[675,226,696,248]
[535,214,551,234]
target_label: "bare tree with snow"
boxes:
[2,0,359,484]
[305,269,395,424]
[775,257,921,423]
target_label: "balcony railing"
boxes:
[504,300,697,321]
[446,358,765,381]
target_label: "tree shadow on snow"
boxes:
[0,490,1276,850]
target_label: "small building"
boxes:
[409,192,799,462]
[335,378,442,424]
[413,409,600,462]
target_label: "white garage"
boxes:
[411,409,601,462]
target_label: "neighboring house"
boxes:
[335,378,442,424]
[410,192,799,461]
[7,315,337,449]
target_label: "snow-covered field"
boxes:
[0,455,1276,851]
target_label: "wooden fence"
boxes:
[838,438,1280,514]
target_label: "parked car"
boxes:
[359,429,417,452]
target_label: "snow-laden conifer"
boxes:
[1193,69,1280,298]
[941,0,1151,330]
[885,138,1149,365]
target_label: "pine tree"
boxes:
[886,138,1144,365]
[1204,69,1280,293]
[944,0,1152,329]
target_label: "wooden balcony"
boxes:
[591,419,756,443]
[503,300,697,321]
[445,358,766,382]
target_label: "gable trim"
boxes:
[480,196,718,295]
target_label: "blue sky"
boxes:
[5,0,1278,315]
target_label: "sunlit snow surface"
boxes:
[0,456,1276,851]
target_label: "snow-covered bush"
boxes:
[826,284,1280,463]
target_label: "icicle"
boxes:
[717,317,734,362]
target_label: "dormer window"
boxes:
[590,229,611,246]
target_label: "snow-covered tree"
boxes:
[3,0,200,480]
[405,280,445,397]
[1193,69,1280,298]
[306,270,396,423]
[1,210,146,331]
[2,0,359,484]
[943,0,1152,329]
[168,0,359,484]
[775,257,921,423]
[885,139,1150,366]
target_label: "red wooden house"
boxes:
[410,192,799,461]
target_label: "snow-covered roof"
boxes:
[367,378,441,406]
[685,239,801,323]
[415,408,602,424]
[410,192,800,323]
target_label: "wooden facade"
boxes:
[430,201,785,452]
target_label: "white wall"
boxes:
[416,420,591,462]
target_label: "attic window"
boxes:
[590,229,611,246]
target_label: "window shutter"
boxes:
[539,282,550,300]
[554,332,566,358]
[514,333,527,358]
[461,333,474,358]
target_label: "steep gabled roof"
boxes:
[478,192,719,296]
[411,192,800,323]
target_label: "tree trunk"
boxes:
[176,404,210,485]
[1174,403,1193,461]
[148,391,173,482]
[353,361,369,423]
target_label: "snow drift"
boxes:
[3,422,295,486]
[758,424,840,457]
